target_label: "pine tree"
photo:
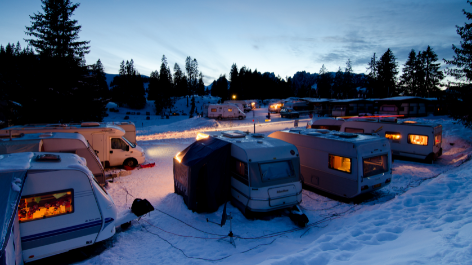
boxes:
[317,64,332,98]
[197,72,205,95]
[147,70,159,100]
[377,48,399,98]
[189,96,196,118]
[229,63,239,98]
[333,67,344,98]
[173,63,186,97]
[344,59,354,97]
[366,53,378,97]
[421,46,444,97]
[399,50,417,95]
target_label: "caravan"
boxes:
[105,121,137,145]
[0,122,145,167]
[0,152,153,263]
[204,104,246,120]
[339,119,443,162]
[0,132,107,185]
[269,128,392,198]
[174,130,307,226]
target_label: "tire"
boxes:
[123,158,138,167]
[239,116,243,120]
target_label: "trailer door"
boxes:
[92,134,106,162]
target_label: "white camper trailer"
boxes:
[0,132,106,184]
[205,104,246,120]
[0,152,152,263]
[192,131,307,225]
[269,128,392,198]
[339,119,443,162]
[105,121,136,145]
[224,100,251,112]
[307,118,344,131]
[0,123,145,167]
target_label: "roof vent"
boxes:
[334,132,358,138]
[314,129,330,134]
[36,154,61,162]
[222,132,246,138]
[251,133,264,138]
[81,122,100,127]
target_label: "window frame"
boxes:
[231,157,248,182]
[18,189,74,223]
[258,160,295,182]
[407,134,428,146]
[344,127,364,133]
[328,154,352,174]
[362,154,389,178]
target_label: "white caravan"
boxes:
[204,104,246,120]
[0,132,106,185]
[105,121,136,145]
[0,122,145,167]
[196,131,306,222]
[224,100,251,112]
[0,152,151,263]
[269,128,392,198]
[339,119,443,162]
[307,118,345,131]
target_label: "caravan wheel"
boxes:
[239,116,243,120]
[124,158,138,167]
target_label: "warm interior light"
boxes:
[385,133,401,140]
[403,121,417,124]
[408,135,428,145]
[196,132,209,141]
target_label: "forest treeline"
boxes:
[1,0,471,127]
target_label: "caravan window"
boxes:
[329,155,351,173]
[231,158,248,180]
[111,138,127,150]
[385,132,401,141]
[18,190,74,223]
[211,108,217,112]
[408,134,428,146]
[259,161,294,182]
[345,127,364,133]
[363,155,388,178]
[228,108,233,112]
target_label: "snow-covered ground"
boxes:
[34,99,472,264]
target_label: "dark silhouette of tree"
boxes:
[422,46,444,97]
[189,96,196,118]
[173,63,187,97]
[317,64,332,98]
[399,49,418,95]
[333,67,344,98]
[211,75,228,100]
[377,48,399,98]
[110,59,146,109]
[197,72,205,96]
[147,70,159,100]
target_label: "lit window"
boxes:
[385,132,401,141]
[435,134,442,145]
[232,158,248,180]
[329,155,351,173]
[211,108,217,112]
[345,127,364,133]
[408,134,428,146]
[363,155,388,178]
[19,190,73,222]
[228,108,233,112]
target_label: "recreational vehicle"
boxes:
[204,104,246,120]
[339,119,443,162]
[224,100,251,112]
[307,118,344,131]
[105,121,137,145]
[0,152,152,263]
[268,100,284,113]
[0,132,107,185]
[269,128,392,198]
[0,123,145,167]
[174,130,308,226]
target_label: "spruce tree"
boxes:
[377,48,399,98]
[399,50,417,95]
[344,59,354,97]
[317,64,332,98]
[333,67,344,98]
[421,46,444,97]
[366,53,378,97]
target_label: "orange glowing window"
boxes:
[385,132,401,141]
[329,155,351,173]
[435,134,442,145]
[408,134,428,146]
[228,108,233,112]
[18,190,73,223]
[211,108,217,112]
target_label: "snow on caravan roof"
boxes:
[344,119,441,128]
[200,130,298,162]
[2,132,88,143]
[281,128,385,144]
[2,123,125,134]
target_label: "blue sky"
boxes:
[0,0,468,85]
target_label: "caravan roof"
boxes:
[344,119,441,128]
[3,122,125,134]
[283,128,386,145]
[200,130,297,162]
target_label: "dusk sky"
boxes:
[0,0,469,85]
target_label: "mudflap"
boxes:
[289,205,309,227]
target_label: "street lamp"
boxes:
[232,95,236,99]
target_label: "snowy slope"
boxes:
[56,115,472,265]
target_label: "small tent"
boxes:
[173,137,231,213]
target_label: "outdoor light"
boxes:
[196,132,209,141]
[175,152,182,163]
[232,95,236,99]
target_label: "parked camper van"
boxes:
[268,100,284,113]
[0,122,145,167]
[0,152,152,263]
[205,104,246,120]
[0,132,107,184]
[269,128,392,198]
[224,100,251,112]
[184,130,307,225]
[339,119,443,162]
[105,121,136,145]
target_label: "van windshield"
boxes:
[259,161,294,182]
[122,136,136,148]
[363,154,388,178]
